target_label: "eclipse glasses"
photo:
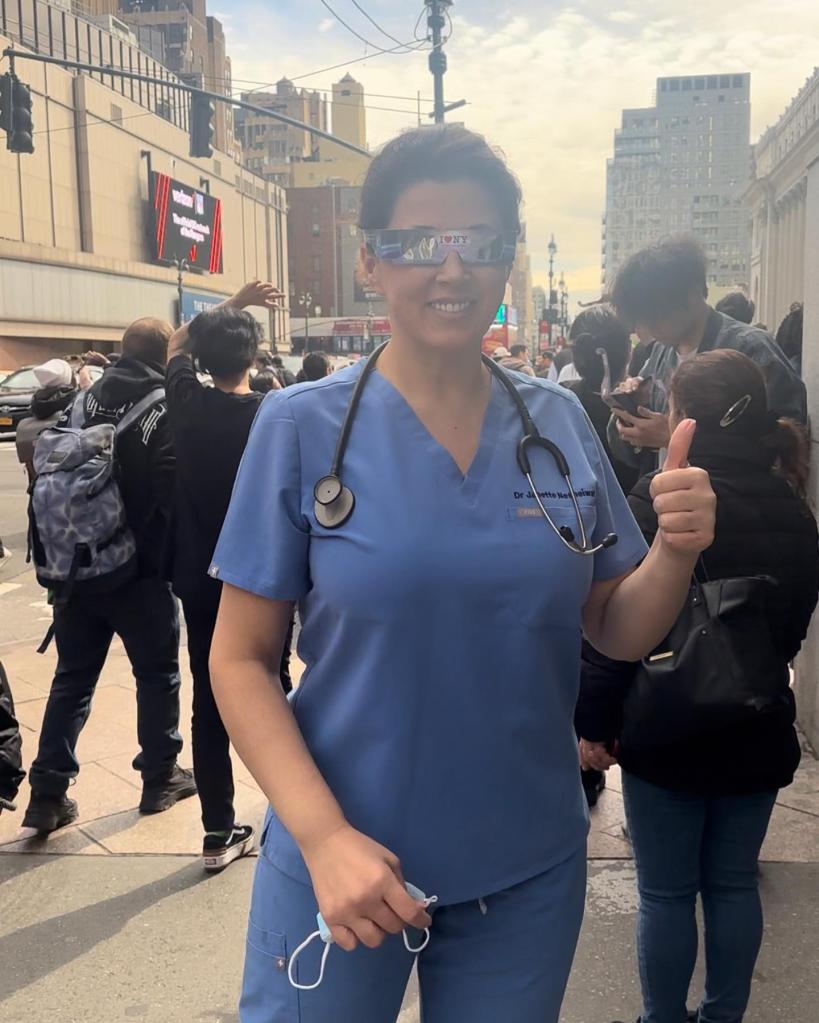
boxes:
[363,228,517,267]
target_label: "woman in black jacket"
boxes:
[577,349,819,1023]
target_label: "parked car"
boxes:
[0,365,103,436]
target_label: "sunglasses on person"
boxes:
[363,228,517,266]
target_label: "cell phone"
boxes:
[604,392,646,417]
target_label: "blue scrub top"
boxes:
[211,362,647,904]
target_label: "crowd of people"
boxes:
[0,122,816,1023]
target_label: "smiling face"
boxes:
[362,179,512,355]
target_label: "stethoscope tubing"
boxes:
[313,343,617,556]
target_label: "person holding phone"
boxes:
[209,125,716,1023]
[607,236,806,472]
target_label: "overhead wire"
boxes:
[347,0,415,51]
[316,0,401,51]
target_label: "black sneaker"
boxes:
[203,824,255,873]
[22,793,79,833]
[582,768,607,808]
[139,765,197,814]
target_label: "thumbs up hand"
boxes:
[648,419,716,557]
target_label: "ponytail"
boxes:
[767,418,810,496]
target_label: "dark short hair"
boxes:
[715,291,755,324]
[302,352,331,381]
[775,302,803,361]
[568,305,631,390]
[611,236,708,328]
[122,318,172,367]
[187,307,262,380]
[510,344,527,358]
[359,125,522,234]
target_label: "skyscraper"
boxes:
[603,73,752,291]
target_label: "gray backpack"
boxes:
[28,387,166,602]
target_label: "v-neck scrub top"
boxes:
[211,363,647,905]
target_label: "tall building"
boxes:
[603,73,752,290]
[286,183,385,322]
[236,79,328,187]
[332,74,366,149]
[745,66,819,330]
[239,74,370,189]
[509,225,533,345]
[532,285,546,326]
[118,1,233,153]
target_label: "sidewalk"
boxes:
[1,636,818,1021]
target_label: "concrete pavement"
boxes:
[1,631,818,1021]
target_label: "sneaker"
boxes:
[139,765,197,814]
[203,824,255,873]
[22,793,79,833]
[582,769,606,808]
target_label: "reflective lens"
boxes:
[364,229,517,266]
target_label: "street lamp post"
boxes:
[547,235,557,343]
[558,272,566,337]
[173,256,190,328]
[298,291,312,353]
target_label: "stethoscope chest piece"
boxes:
[314,475,356,529]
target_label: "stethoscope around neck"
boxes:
[313,342,618,556]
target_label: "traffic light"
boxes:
[0,72,34,154]
[189,90,215,158]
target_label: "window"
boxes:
[707,76,718,88]
[670,79,680,91]
[682,78,692,91]
[720,75,731,88]
[694,77,705,90]
[312,224,320,236]
[732,74,743,88]
[310,256,321,273]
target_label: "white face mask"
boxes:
[287,882,438,991]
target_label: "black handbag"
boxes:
[620,565,791,751]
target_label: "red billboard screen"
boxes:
[150,171,223,273]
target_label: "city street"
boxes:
[2,445,819,1021]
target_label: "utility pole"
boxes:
[426,0,452,124]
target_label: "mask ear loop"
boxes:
[288,930,330,991]
[719,394,752,428]
[403,895,439,953]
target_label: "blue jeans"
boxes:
[622,772,777,1023]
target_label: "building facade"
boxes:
[236,78,328,187]
[745,67,819,332]
[509,225,533,346]
[286,184,385,323]
[603,73,752,290]
[117,0,234,154]
[0,6,288,368]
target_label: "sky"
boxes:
[214,1,819,311]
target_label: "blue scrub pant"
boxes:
[240,844,587,1022]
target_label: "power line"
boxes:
[289,37,430,82]
[348,0,414,51]
[317,0,396,50]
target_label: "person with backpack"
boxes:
[165,284,282,872]
[15,359,79,484]
[23,318,196,833]
[577,350,819,1023]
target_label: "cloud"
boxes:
[318,18,335,33]
[226,0,819,310]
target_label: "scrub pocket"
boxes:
[240,852,305,1022]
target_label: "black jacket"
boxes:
[576,432,819,794]
[563,379,639,495]
[0,661,24,805]
[608,309,808,471]
[67,357,175,579]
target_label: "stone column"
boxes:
[794,156,819,751]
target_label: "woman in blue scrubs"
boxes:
[209,125,716,1022]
